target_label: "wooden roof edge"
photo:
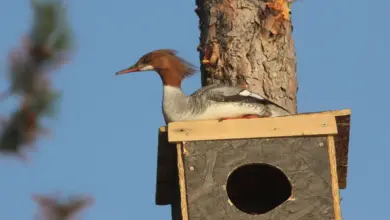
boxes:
[158,108,351,133]
[159,126,167,133]
[168,114,338,142]
[298,108,351,117]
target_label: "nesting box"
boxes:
[155,109,351,220]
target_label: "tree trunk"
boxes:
[196,0,298,114]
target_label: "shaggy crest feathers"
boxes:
[139,49,198,79]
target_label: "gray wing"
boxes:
[191,84,269,103]
[190,84,289,112]
[189,84,222,97]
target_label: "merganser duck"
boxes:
[115,49,291,123]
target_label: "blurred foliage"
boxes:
[1,2,95,219]
[33,193,94,220]
[0,105,38,161]
[0,0,73,160]
[31,0,74,57]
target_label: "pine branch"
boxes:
[0,0,73,160]
[32,193,94,220]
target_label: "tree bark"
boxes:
[196,0,298,113]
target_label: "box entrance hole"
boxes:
[226,163,292,215]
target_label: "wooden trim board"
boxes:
[159,109,351,134]
[168,113,338,142]
[328,135,342,220]
[177,143,189,220]
[299,109,350,117]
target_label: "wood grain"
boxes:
[181,137,336,219]
[328,136,342,220]
[177,143,189,220]
[168,113,337,142]
[196,0,298,113]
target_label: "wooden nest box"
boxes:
[155,109,351,220]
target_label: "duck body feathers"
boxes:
[162,84,291,123]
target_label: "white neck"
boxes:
[163,85,188,104]
[162,85,189,122]
[163,85,183,97]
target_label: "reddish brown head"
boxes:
[115,49,198,87]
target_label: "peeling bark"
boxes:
[196,0,298,113]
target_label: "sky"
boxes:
[0,0,389,219]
